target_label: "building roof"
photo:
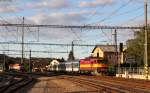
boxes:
[50,59,60,65]
[92,45,116,53]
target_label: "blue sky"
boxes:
[0,0,149,59]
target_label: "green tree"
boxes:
[126,29,150,66]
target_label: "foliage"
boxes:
[23,63,29,72]
[126,29,150,66]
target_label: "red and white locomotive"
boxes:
[80,57,108,74]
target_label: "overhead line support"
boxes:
[0,42,117,47]
[21,17,24,64]
[0,24,143,29]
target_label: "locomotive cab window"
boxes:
[97,59,102,63]
[97,59,106,64]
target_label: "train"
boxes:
[9,64,26,72]
[9,64,21,71]
[49,57,108,75]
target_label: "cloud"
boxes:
[79,0,114,7]
[28,11,90,25]
[27,0,72,9]
[26,11,89,41]
[0,6,22,13]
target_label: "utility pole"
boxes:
[70,41,75,60]
[71,41,74,72]
[144,0,149,79]
[72,41,74,56]
[3,52,5,72]
[29,49,31,73]
[114,29,118,64]
[113,29,120,74]
[21,17,24,64]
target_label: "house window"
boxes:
[97,52,99,57]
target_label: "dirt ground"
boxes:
[16,75,98,93]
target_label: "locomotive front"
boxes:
[80,58,108,74]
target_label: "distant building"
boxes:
[47,59,60,71]
[31,58,50,72]
[50,59,60,65]
[91,45,118,65]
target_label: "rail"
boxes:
[0,73,33,93]
[64,76,150,93]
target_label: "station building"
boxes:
[91,45,118,65]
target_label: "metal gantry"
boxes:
[0,23,144,29]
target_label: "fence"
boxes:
[116,67,150,79]
[117,67,150,75]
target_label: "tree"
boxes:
[126,29,150,66]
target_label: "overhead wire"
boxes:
[101,29,112,42]
[120,13,143,26]
[98,0,133,23]
[116,6,143,16]
[0,16,20,43]
[0,16,23,57]
[88,0,133,25]
[85,0,110,24]
[70,28,82,41]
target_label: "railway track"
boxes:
[0,73,33,93]
[86,76,150,91]
[64,76,150,93]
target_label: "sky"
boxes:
[0,0,149,59]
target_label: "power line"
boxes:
[101,29,112,41]
[86,0,110,23]
[70,28,82,41]
[90,0,133,24]
[120,13,143,26]
[116,6,143,16]
[101,6,143,24]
